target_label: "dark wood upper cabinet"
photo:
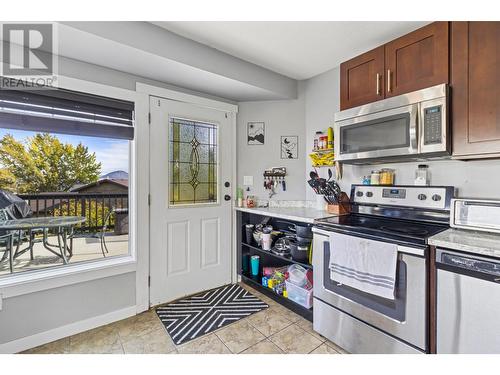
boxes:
[452,21,500,159]
[340,46,384,110]
[339,22,449,110]
[385,22,449,97]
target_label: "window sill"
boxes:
[0,256,136,299]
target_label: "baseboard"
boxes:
[0,305,137,354]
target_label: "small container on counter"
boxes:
[362,176,371,185]
[315,194,326,211]
[327,127,334,149]
[245,195,256,208]
[237,187,244,207]
[321,135,329,149]
[380,168,395,185]
[370,170,380,185]
[415,164,430,186]
[314,131,323,150]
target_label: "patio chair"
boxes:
[99,207,128,257]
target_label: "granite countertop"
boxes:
[234,206,334,224]
[429,228,500,259]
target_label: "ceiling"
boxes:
[153,21,429,80]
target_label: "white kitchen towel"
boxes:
[329,232,398,300]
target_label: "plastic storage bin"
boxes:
[285,280,313,309]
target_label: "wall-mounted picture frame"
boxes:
[281,136,298,159]
[247,122,265,145]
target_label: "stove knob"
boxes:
[418,194,427,201]
[366,191,373,197]
[356,191,364,197]
[432,194,442,202]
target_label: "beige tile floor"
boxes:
[22,283,348,355]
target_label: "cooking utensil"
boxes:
[291,243,309,263]
[288,224,313,239]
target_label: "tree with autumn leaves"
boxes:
[0,133,101,193]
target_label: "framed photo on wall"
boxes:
[247,122,265,145]
[281,136,298,159]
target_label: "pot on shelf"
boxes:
[290,240,310,263]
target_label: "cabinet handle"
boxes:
[387,69,391,93]
[376,73,380,95]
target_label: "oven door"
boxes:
[334,104,418,162]
[312,227,428,351]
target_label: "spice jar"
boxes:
[320,135,328,149]
[370,170,380,185]
[315,131,324,150]
[380,168,395,185]
[414,164,429,186]
[246,195,256,208]
[314,131,322,150]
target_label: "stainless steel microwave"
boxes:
[334,84,450,163]
[450,198,500,234]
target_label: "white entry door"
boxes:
[149,96,234,306]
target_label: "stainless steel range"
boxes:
[312,185,454,354]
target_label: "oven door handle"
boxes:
[312,228,426,257]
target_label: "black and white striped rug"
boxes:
[156,284,268,345]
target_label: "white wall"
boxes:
[237,83,306,201]
[303,68,341,200]
[303,67,500,200]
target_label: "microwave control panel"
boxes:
[423,105,442,145]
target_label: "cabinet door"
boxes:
[452,22,500,158]
[340,46,384,110]
[385,22,449,97]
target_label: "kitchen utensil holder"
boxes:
[326,192,351,215]
[327,202,351,215]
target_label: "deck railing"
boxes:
[18,192,129,233]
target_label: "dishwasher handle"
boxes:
[436,248,500,282]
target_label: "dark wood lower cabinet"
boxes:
[452,21,500,159]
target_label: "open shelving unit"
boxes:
[236,210,314,321]
[242,243,312,270]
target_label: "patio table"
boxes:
[0,216,86,264]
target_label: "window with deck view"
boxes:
[0,88,134,277]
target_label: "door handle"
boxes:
[387,69,391,93]
[224,195,231,201]
[376,73,381,95]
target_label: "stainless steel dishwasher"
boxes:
[436,248,500,353]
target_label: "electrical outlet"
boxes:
[243,175,254,186]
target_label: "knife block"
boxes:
[326,192,351,215]
[327,203,350,215]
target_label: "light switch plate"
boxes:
[243,175,254,186]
